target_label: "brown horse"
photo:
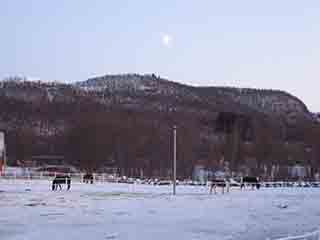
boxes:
[52,175,71,191]
[209,179,230,194]
[83,173,94,184]
[240,176,260,190]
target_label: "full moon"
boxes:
[162,34,172,47]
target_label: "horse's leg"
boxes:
[59,184,62,190]
[214,185,217,194]
[210,184,213,194]
[222,186,225,194]
[67,181,71,190]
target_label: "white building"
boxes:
[289,164,307,179]
[192,165,208,183]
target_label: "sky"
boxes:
[0,0,320,111]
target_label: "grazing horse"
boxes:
[83,173,94,184]
[52,175,71,191]
[240,176,260,190]
[210,179,230,194]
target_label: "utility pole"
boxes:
[3,143,6,172]
[173,125,177,195]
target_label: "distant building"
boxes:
[192,164,208,183]
[213,170,227,179]
[289,163,307,180]
[193,164,228,183]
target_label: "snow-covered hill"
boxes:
[0,74,311,120]
[75,73,311,119]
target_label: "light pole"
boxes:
[173,125,177,195]
[3,143,6,172]
[305,147,312,180]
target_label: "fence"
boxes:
[272,230,320,240]
[1,169,320,188]
[0,171,118,184]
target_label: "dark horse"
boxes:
[83,173,94,184]
[240,176,260,190]
[52,175,71,191]
[210,179,230,194]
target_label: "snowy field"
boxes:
[0,180,320,240]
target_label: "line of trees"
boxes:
[4,104,320,180]
[63,109,201,178]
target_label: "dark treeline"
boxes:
[5,103,320,180]
[64,108,200,178]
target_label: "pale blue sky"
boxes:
[1,1,320,111]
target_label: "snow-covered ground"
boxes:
[0,180,319,240]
